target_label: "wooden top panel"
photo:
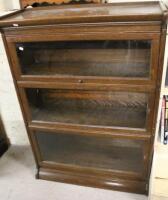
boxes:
[0,1,166,28]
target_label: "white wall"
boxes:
[0,0,20,10]
[0,0,27,145]
[0,35,28,145]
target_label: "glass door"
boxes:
[33,130,149,176]
[15,40,152,79]
[25,88,151,130]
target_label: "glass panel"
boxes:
[16,40,151,78]
[26,89,148,129]
[35,131,145,174]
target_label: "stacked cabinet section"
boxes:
[5,25,160,194]
[16,40,151,78]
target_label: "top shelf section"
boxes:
[16,40,151,80]
[0,2,166,28]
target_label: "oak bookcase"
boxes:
[0,2,167,194]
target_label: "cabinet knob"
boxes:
[78,79,83,83]
[147,108,151,114]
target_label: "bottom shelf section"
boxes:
[34,131,148,175]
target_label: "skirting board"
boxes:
[37,167,148,194]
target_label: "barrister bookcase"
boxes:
[0,1,167,194]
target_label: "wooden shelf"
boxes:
[32,106,146,129]
[27,89,147,129]
[24,61,149,78]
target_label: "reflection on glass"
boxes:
[16,40,151,78]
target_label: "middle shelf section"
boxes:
[21,88,154,132]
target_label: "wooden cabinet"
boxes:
[0,2,167,194]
